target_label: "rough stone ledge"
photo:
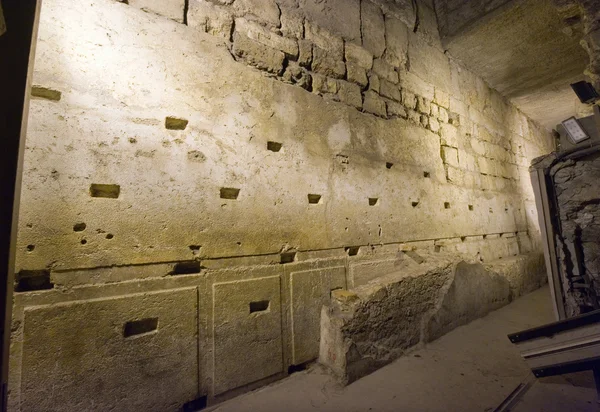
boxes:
[319,252,546,385]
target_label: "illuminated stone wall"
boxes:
[10,0,554,410]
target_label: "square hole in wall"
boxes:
[280,251,297,264]
[90,184,120,199]
[307,194,322,204]
[444,202,450,209]
[220,187,240,200]
[412,201,419,208]
[386,162,394,169]
[369,198,379,206]
[123,317,159,338]
[423,172,430,178]
[267,141,282,152]
[249,300,270,313]
[14,270,53,292]
[468,205,474,211]
[345,246,360,256]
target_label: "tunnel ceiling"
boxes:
[435,0,590,131]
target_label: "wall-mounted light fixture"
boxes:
[561,116,590,144]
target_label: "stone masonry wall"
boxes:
[10,0,554,410]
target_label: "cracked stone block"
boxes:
[346,62,368,87]
[440,123,459,148]
[233,0,281,28]
[386,100,407,118]
[416,96,431,114]
[232,32,286,75]
[312,46,346,79]
[305,20,344,60]
[235,18,298,58]
[361,0,386,58]
[379,79,401,102]
[363,90,387,117]
[372,58,399,84]
[188,0,234,39]
[213,276,283,394]
[345,42,373,70]
[402,89,417,110]
[312,73,338,94]
[429,117,440,133]
[20,289,198,411]
[127,0,185,23]
[337,80,363,109]
[368,73,381,93]
[442,145,459,167]
[280,7,304,39]
[282,62,312,90]
[298,39,312,67]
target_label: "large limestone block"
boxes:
[407,31,451,92]
[320,254,455,384]
[289,265,346,365]
[426,261,511,342]
[213,276,283,394]
[20,288,198,412]
[127,0,186,23]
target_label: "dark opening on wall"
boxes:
[123,317,159,338]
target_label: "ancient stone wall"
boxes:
[10,0,553,410]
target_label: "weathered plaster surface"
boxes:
[9,0,554,409]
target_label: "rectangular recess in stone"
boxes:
[21,289,198,411]
[90,183,120,199]
[171,261,202,275]
[165,116,188,130]
[424,171,430,178]
[31,85,61,101]
[267,141,282,152]
[345,246,360,256]
[220,187,240,200]
[290,267,346,365]
[14,270,53,292]
[212,276,283,395]
[369,197,379,206]
[386,162,394,169]
[412,201,419,207]
[307,194,322,204]
[444,202,451,209]
[469,204,474,211]
[123,317,159,338]
[249,300,270,313]
[280,251,297,264]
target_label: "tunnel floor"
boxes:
[211,286,598,412]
